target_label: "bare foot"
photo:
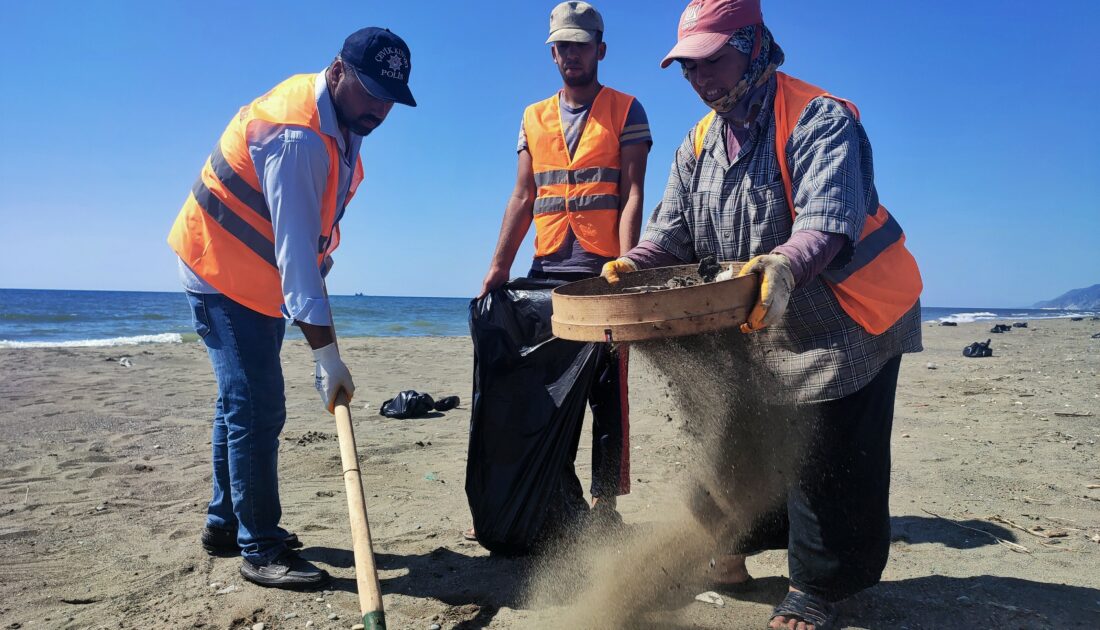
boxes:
[710,553,751,585]
[462,527,477,541]
[591,495,617,509]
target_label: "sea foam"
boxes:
[0,333,183,349]
[937,311,999,324]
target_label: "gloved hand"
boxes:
[312,343,355,413]
[600,257,638,285]
[736,254,794,333]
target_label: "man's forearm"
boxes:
[623,240,686,269]
[618,197,643,255]
[488,196,533,271]
[297,321,335,350]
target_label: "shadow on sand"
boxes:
[301,545,527,629]
[890,514,1019,549]
[845,575,1100,628]
[301,516,1100,628]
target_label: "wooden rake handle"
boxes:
[333,392,386,629]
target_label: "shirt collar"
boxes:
[315,68,345,151]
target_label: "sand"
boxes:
[1,319,1098,629]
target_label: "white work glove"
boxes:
[600,257,638,285]
[312,343,354,413]
[734,254,794,333]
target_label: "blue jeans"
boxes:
[186,292,289,564]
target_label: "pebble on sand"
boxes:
[694,591,725,607]
[429,625,442,630]
[327,613,338,620]
[251,624,265,630]
[215,584,240,595]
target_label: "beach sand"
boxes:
[1,319,1098,629]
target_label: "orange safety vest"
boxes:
[168,74,363,318]
[525,87,635,258]
[691,72,922,335]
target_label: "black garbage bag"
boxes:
[378,391,461,418]
[963,339,993,358]
[465,278,598,556]
[379,390,436,419]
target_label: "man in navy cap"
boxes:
[169,27,415,589]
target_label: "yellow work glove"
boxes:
[736,254,794,333]
[600,257,638,285]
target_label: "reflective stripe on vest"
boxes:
[168,73,363,317]
[525,87,635,258]
[690,72,922,334]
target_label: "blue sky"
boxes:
[1,1,1097,307]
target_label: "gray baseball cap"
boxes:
[546,1,604,44]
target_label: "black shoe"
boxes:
[239,549,329,589]
[201,526,303,556]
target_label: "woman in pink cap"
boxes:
[602,1,924,628]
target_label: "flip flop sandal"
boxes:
[462,527,478,541]
[769,590,838,630]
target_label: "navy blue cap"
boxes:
[340,27,416,107]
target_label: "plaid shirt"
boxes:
[641,75,922,403]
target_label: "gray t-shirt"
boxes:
[519,89,651,275]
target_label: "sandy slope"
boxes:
[0,319,1097,629]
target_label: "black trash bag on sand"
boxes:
[379,390,436,419]
[466,278,598,556]
[963,339,993,358]
[378,391,461,419]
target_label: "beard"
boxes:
[560,66,596,88]
[335,107,382,137]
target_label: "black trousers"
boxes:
[529,269,630,498]
[735,355,902,602]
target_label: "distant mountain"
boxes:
[1033,284,1100,309]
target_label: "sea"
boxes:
[0,288,1096,348]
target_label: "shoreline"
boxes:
[3,310,1098,349]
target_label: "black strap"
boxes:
[770,590,838,629]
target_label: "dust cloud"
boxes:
[526,330,813,628]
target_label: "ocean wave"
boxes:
[0,333,183,349]
[924,310,1098,324]
[936,311,999,324]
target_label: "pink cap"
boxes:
[660,0,763,68]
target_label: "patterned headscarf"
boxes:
[695,23,785,114]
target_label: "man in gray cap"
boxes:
[474,1,651,538]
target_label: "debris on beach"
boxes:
[697,255,722,283]
[963,340,993,358]
[694,591,725,607]
[618,256,723,294]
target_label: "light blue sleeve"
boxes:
[250,126,333,326]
